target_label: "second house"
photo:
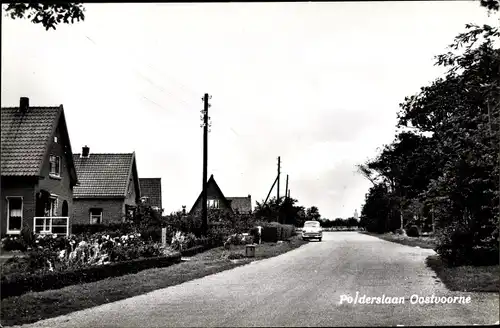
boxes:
[72,146,141,224]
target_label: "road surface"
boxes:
[14,232,499,327]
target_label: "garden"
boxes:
[1,204,298,299]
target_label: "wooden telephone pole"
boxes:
[277,156,281,201]
[285,174,289,201]
[201,93,211,234]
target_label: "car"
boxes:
[302,220,323,241]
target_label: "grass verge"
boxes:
[1,236,307,327]
[426,255,500,293]
[362,231,436,249]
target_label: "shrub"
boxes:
[206,224,233,247]
[280,224,295,240]
[435,222,500,267]
[139,226,163,243]
[406,225,420,237]
[1,236,27,252]
[261,225,279,243]
[249,227,260,240]
[242,234,254,244]
[20,223,35,247]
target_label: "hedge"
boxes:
[259,223,295,242]
[1,253,181,299]
[180,245,210,257]
[261,225,279,242]
[71,223,135,236]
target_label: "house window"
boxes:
[207,199,219,209]
[45,195,58,216]
[7,197,23,234]
[62,200,68,216]
[125,205,136,220]
[49,155,61,176]
[90,208,103,224]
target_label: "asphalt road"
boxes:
[15,232,499,327]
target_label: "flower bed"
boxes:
[1,231,198,298]
[1,253,181,299]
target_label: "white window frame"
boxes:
[6,196,23,234]
[207,199,219,209]
[49,155,61,177]
[48,194,58,216]
[89,208,103,224]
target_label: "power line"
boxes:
[82,31,248,141]
[81,32,197,113]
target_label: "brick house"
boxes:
[189,174,252,215]
[1,97,79,236]
[72,147,141,224]
[139,178,162,212]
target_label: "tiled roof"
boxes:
[73,153,136,198]
[227,196,252,213]
[1,106,61,176]
[139,178,162,209]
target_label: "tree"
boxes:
[479,0,499,11]
[346,217,359,228]
[360,19,499,264]
[254,196,306,226]
[306,206,321,221]
[333,218,345,227]
[3,3,85,30]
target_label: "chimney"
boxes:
[82,145,90,158]
[20,97,29,113]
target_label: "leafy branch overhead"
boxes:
[3,3,85,30]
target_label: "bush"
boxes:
[280,224,295,240]
[261,225,279,243]
[1,236,27,252]
[249,227,260,241]
[435,224,499,266]
[206,224,233,247]
[406,225,420,237]
[139,226,163,243]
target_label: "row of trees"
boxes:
[253,196,323,227]
[252,196,360,228]
[358,2,499,266]
[317,217,359,228]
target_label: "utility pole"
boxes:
[200,93,211,235]
[285,174,289,201]
[264,175,279,205]
[277,156,281,223]
[277,156,281,201]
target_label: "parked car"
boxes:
[302,221,322,241]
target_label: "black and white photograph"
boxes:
[1,1,499,327]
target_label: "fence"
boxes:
[33,217,70,236]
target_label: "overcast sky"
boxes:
[1,2,497,219]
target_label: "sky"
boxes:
[1,1,498,220]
